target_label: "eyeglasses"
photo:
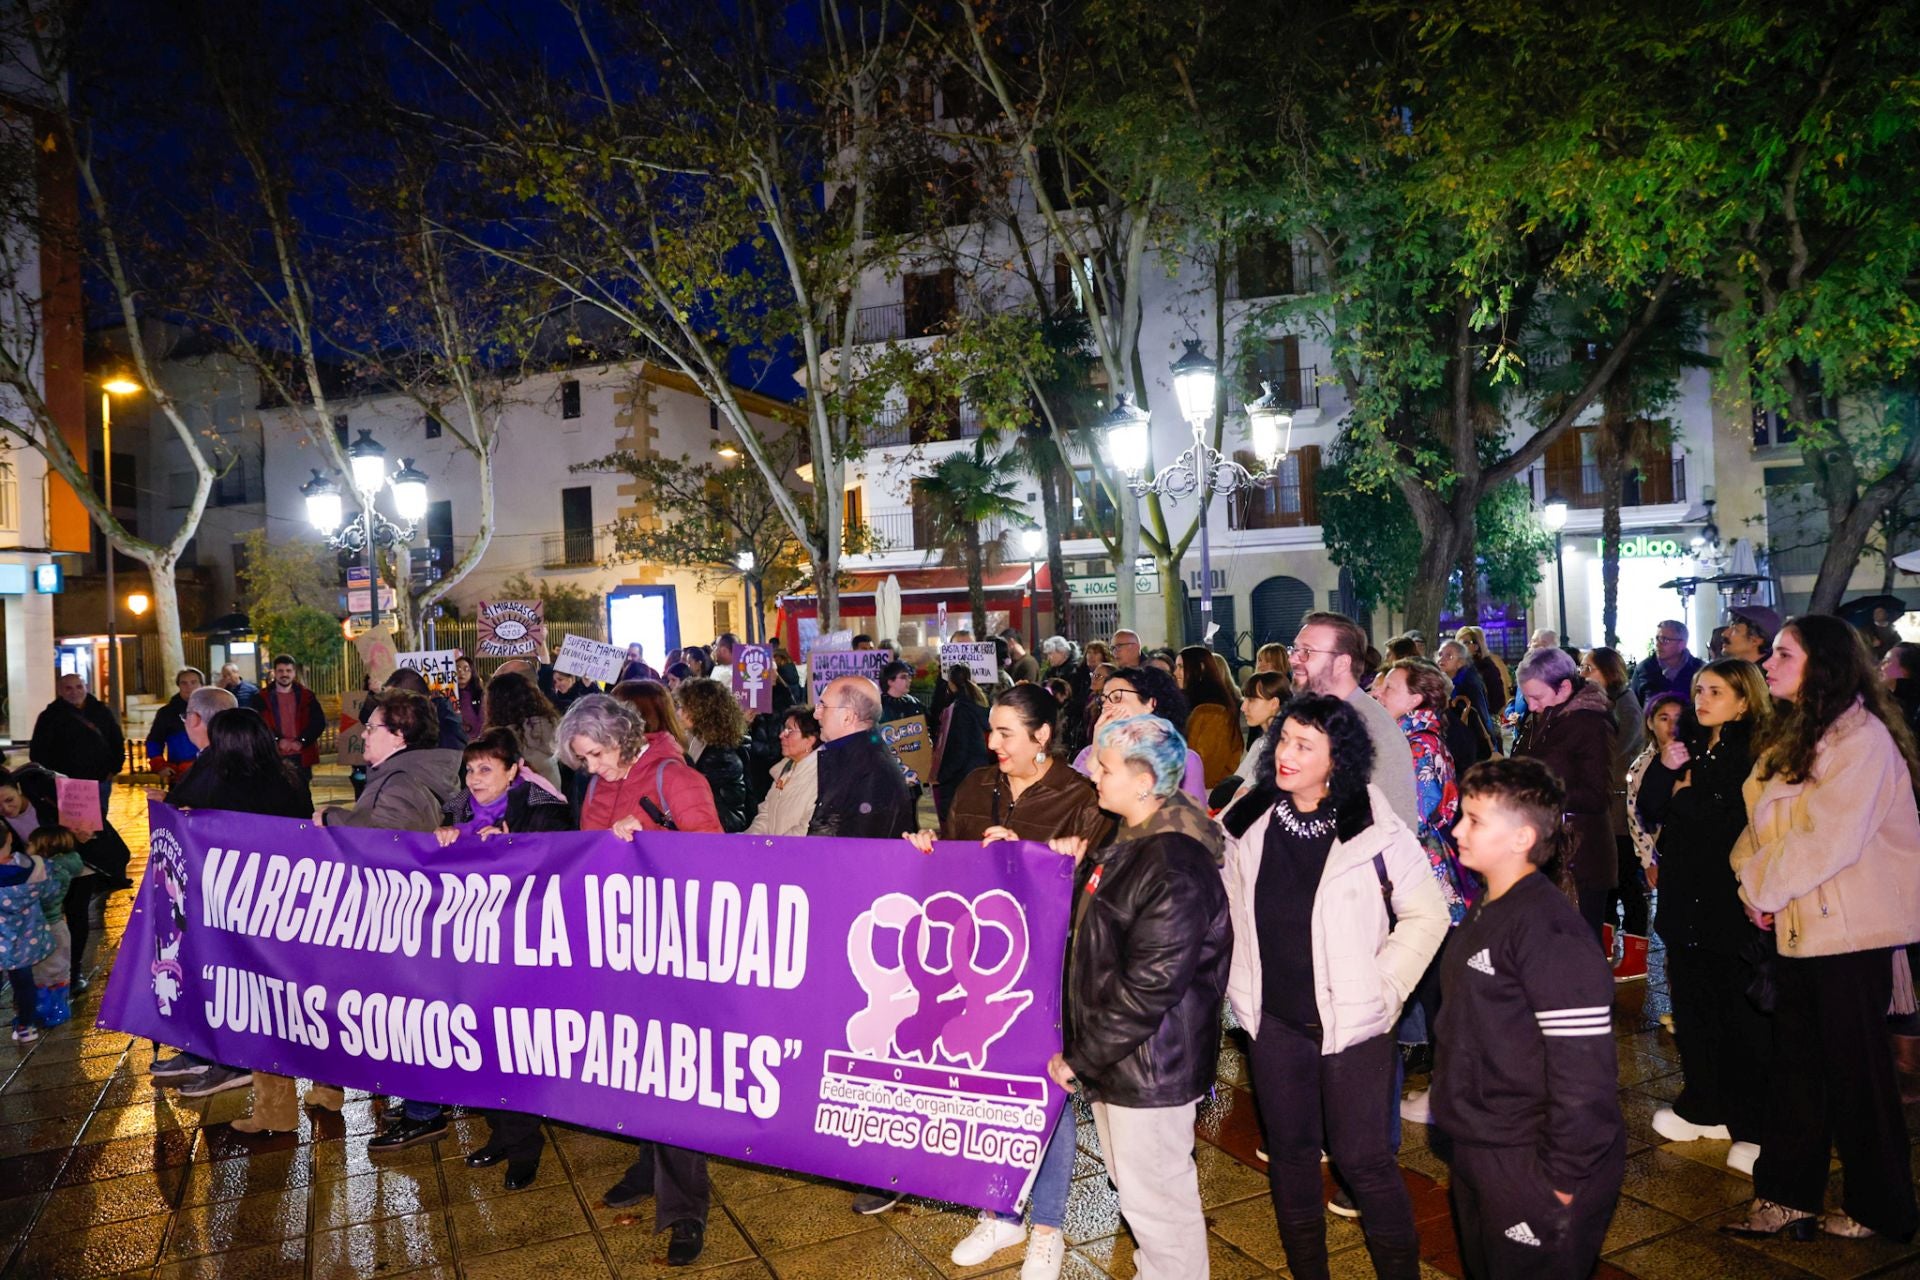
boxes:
[1289,644,1334,658]
[1099,689,1140,705]
[366,720,393,735]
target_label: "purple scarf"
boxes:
[460,787,513,835]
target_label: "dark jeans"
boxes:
[483,1110,546,1162]
[1756,948,1917,1240]
[615,1141,710,1232]
[1250,1014,1420,1280]
[63,876,97,984]
[1574,884,1610,942]
[1606,836,1649,936]
[7,967,39,1028]
[1666,945,1770,1144]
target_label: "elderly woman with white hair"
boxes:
[1039,635,1093,753]
[1511,646,1618,936]
[1045,714,1230,1279]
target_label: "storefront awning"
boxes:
[780,564,1041,611]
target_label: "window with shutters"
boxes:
[844,486,868,545]
[1230,446,1319,529]
[903,270,956,337]
[561,379,582,419]
[1541,422,1683,509]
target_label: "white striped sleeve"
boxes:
[1535,1006,1611,1037]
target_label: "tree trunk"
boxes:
[966,532,988,638]
[1457,546,1480,629]
[1600,457,1625,649]
[1115,495,1140,634]
[1404,510,1474,642]
[1041,465,1070,641]
[1157,550,1187,649]
[146,557,188,682]
[1808,501,1883,614]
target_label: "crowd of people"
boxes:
[9,603,1918,1277]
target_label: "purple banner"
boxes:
[99,801,1073,1212]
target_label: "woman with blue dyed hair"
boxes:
[1045,714,1231,1278]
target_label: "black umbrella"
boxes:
[1838,595,1906,624]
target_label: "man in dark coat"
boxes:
[31,673,125,812]
[258,655,327,782]
[217,663,261,709]
[1628,620,1704,705]
[809,675,916,840]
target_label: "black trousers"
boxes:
[1606,837,1648,936]
[1249,1015,1420,1280]
[1665,945,1770,1143]
[63,876,98,983]
[1449,1138,1623,1279]
[1573,884,1610,941]
[482,1110,546,1162]
[1756,948,1917,1240]
[615,1141,710,1232]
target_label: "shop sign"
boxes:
[1067,572,1161,599]
[1596,535,1689,560]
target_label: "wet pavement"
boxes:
[2,781,1918,1278]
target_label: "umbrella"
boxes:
[876,574,902,649]
[1895,549,1920,574]
[1838,594,1906,624]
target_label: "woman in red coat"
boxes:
[554,693,718,1266]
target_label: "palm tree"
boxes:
[916,443,1029,638]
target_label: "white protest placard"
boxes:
[938,641,999,684]
[395,648,461,691]
[808,649,891,701]
[554,633,626,685]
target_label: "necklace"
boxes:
[1273,795,1336,839]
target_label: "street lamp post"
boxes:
[735,549,759,644]
[1541,495,1570,640]
[99,376,142,714]
[302,430,429,629]
[1020,526,1045,651]
[1100,340,1294,648]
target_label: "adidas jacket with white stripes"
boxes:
[1432,869,1622,1192]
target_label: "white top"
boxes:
[746,750,819,837]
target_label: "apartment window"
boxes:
[333,415,349,446]
[1229,447,1320,530]
[844,486,867,544]
[903,269,956,338]
[423,414,441,440]
[168,470,195,510]
[0,458,16,531]
[426,499,454,576]
[1067,468,1118,540]
[561,379,582,420]
[213,456,251,507]
[709,401,720,432]
[1542,422,1681,509]
[712,598,733,635]
[1234,232,1299,299]
[561,486,595,566]
[89,449,137,509]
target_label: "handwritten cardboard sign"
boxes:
[880,715,931,787]
[354,625,399,685]
[808,649,891,701]
[938,641,1000,684]
[56,777,102,836]
[395,649,462,691]
[475,600,545,658]
[554,634,625,685]
[336,707,367,768]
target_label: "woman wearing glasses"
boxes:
[1070,665,1209,805]
[745,707,821,837]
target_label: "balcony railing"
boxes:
[861,404,990,448]
[1228,246,1326,301]
[542,527,613,569]
[855,511,1021,556]
[1242,363,1320,411]
[1530,455,1687,510]
[852,301,955,345]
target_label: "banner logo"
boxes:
[150,828,189,1016]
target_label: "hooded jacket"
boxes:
[1514,677,1618,892]
[1732,702,1920,958]
[1064,804,1231,1107]
[321,747,462,832]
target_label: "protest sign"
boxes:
[939,641,1000,684]
[802,626,851,661]
[100,802,1073,1213]
[336,706,367,768]
[395,649,461,691]
[554,634,625,685]
[354,625,399,685]
[807,648,890,701]
[475,601,546,658]
[732,645,775,714]
[879,716,931,786]
[56,777,102,835]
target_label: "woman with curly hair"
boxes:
[1220,695,1449,1279]
[673,677,752,832]
[483,670,562,789]
[1070,664,1209,806]
[1723,617,1920,1244]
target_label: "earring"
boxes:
[1036,752,1046,767]
[1135,790,1151,803]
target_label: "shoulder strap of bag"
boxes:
[654,757,675,826]
[1372,850,1397,929]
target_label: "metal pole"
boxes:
[1027,557,1038,651]
[366,505,381,629]
[1198,491,1215,646]
[1554,530,1568,639]
[102,390,119,715]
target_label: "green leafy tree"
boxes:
[497,574,601,628]
[236,529,341,621]
[255,606,342,676]
[915,444,1029,638]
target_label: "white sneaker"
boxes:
[1650,1107,1731,1143]
[950,1214,1026,1266]
[1726,1142,1760,1177]
[1400,1089,1432,1124]
[1020,1228,1067,1280]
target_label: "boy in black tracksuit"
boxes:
[1435,758,1625,1279]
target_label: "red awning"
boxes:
[780,564,1038,607]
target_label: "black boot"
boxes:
[504,1157,540,1190]
[666,1219,705,1266]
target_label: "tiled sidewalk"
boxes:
[1,784,1917,1279]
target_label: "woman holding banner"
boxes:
[556,692,716,1265]
[435,728,574,1190]
[903,683,1114,1276]
[1047,715,1231,1279]
[675,678,753,833]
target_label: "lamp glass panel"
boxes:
[306,488,343,532]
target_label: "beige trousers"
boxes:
[1091,1099,1208,1279]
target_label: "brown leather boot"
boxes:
[233,1073,298,1134]
[302,1083,346,1111]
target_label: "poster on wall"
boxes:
[475,601,546,658]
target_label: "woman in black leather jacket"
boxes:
[1046,713,1230,1279]
[674,678,752,832]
